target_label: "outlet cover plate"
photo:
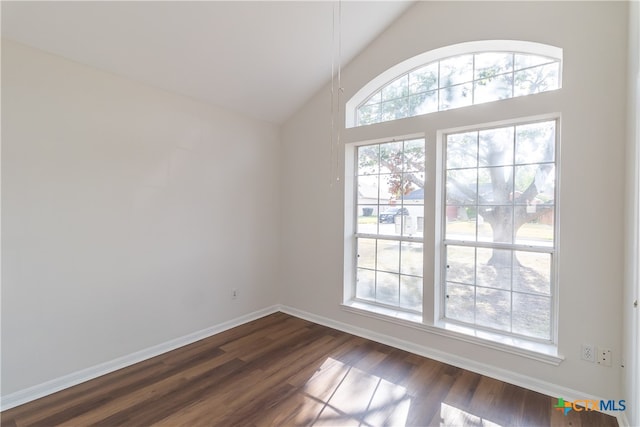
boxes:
[581,344,595,362]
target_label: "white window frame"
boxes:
[343,40,564,364]
[349,138,427,314]
[437,117,560,345]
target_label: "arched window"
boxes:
[344,41,563,357]
[346,41,562,127]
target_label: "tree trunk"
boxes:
[484,206,513,267]
[487,225,513,266]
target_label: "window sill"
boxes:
[341,301,564,366]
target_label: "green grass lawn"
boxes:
[358,215,378,224]
[446,220,553,242]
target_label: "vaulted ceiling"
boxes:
[1,1,414,124]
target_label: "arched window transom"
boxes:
[348,41,562,127]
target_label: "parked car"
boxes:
[378,207,409,224]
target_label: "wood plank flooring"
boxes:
[1,312,619,426]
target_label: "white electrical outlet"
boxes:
[581,344,595,362]
[597,348,612,367]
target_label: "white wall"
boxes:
[281,1,628,400]
[1,40,281,396]
[624,1,640,425]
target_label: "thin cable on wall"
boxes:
[329,0,343,186]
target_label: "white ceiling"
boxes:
[1,1,414,124]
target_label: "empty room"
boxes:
[1,1,639,426]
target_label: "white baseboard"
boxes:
[1,304,629,426]
[618,412,630,427]
[279,305,628,425]
[0,305,280,411]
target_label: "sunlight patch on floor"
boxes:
[438,402,502,427]
[299,357,410,426]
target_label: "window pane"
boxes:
[440,55,474,87]
[401,242,423,276]
[513,251,551,296]
[382,75,409,101]
[446,204,476,225]
[401,178,425,203]
[478,206,513,244]
[478,127,514,167]
[475,217,493,242]
[377,205,402,237]
[478,166,513,204]
[357,206,378,234]
[515,121,555,164]
[535,164,555,201]
[379,142,403,174]
[398,207,423,238]
[357,238,377,270]
[446,245,475,285]
[400,275,422,311]
[381,99,409,121]
[447,169,477,206]
[512,292,551,340]
[377,240,400,273]
[396,210,412,238]
[514,54,554,71]
[356,268,375,301]
[445,283,474,323]
[446,212,477,242]
[447,132,478,169]
[359,205,379,218]
[377,272,400,306]
[476,287,511,331]
[515,209,554,246]
[363,91,382,106]
[474,74,513,104]
[378,175,397,202]
[439,83,472,111]
[513,165,537,203]
[476,248,511,290]
[514,62,560,96]
[474,52,513,79]
[358,145,379,175]
[357,104,380,126]
[357,174,378,202]
[409,63,438,94]
[409,91,438,116]
[403,139,426,173]
[401,170,424,195]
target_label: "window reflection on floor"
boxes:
[297,357,411,426]
[292,357,504,427]
[437,402,502,427]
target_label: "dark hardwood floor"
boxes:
[1,312,618,426]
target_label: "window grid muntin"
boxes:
[443,249,554,342]
[442,119,557,342]
[356,52,560,126]
[355,139,425,312]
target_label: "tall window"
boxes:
[355,139,425,312]
[344,41,562,351]
[443,120,557,341]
